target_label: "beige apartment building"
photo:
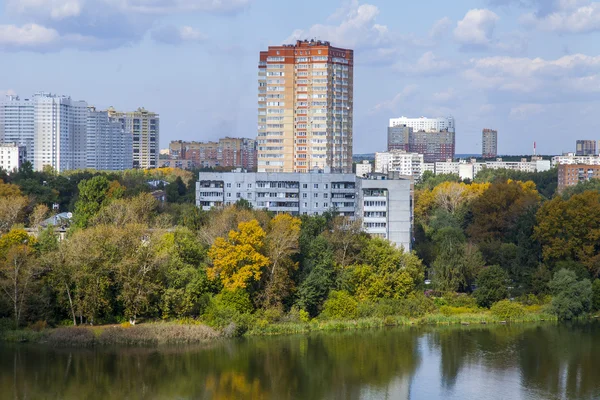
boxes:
[258,40,353,173]
[108,107,159,169]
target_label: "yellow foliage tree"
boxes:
[432,181,490,214]
[207,219,270,290]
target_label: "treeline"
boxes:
[0,165,599,333]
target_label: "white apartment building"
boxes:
[435,157,551,180]
[552,153,600,166]
[0,143,26,172]
[389,116,455,133]
[196,170,413,250]
[375,150,425,181]
[87,108,133,170]
[355,160,372,177]
[32,93,88,172]
[0,95,34,165]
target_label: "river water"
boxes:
[2,322,600,399]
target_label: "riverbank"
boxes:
[0,310,560,346]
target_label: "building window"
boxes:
[227,193,231,198]
[302,193,307,198]
[226,183,231,188]
[236,193,241,198]
[314,184,319,189]
[237,183,241,188]
[303,184,307,188]
[315,203,319,208]
[303,202,308,207]
[248,184,252,188]
[314,193,318,198]
[324,193,328,199]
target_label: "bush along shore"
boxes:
[0,293,561,346]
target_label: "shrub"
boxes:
[474,266,509,308]
[440,306,478,316]
[490,300,525,320]
[220,289,254,314]
[549,269,592,320]
[320,291,358,320]
[442,292,478,308]
[299,309,310,323]
[593,279,600,311]
[397,294,437,318]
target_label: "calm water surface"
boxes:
[2,322,600,400]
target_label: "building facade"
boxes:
[169,138,257,170]
[258,40,353,173]
[108,107,159,169]
[86,108,133,170]
[0,95,34,165]
[388,116,456,163]
[482,128,498,158]
[375,150,424,181]
[355,160,372,177]
[558,164,600,192]
[196,171,412,250]
[435,157,551,180]
[387,125,411,151]
[32,93,88,172]
[0,143,26,172]
[552,154,600,166]
[576,140,597,156]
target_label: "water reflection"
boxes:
[1,323,600,400]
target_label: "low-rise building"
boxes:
[434,157,551,180]
[0,143,26,172]
[355,160,372,177]
[552,153,600,167]
[558,164,600,192]
[196,170,413,250]
[375,150,424,181]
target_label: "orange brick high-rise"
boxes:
[258,40,353,173]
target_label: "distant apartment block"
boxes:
[258,40,353,173]
[86,107,133,170]
[552,153,600,166]
[435,157,551,180]
[355,160,372,177]
[388,116,455,162]
[108,107,159,169]
[169,137,257,170]
[196,170,413,250]
[558,164,600,192]
[0,143,26,172]
[0,95,34,165]
[482,129,498,158]
[387,125,411,151]
[576,140,597,156]
[375,150,425,181]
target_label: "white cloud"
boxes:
[432,88,457,103]
[7,0,83,20]
[0,89,17,97]
[521,1,600,33]
[395,51,455,76]
[463,53,600,104]
[0,24,60,49]
[3,0,247,51]
[151,25,207,44]
[286,2,391,50]
[104,0,250,14]
[509,103,545,119]
[370,85,418,114]
[454,9,500,48]
[429,17,453,38]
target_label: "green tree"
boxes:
[474,266,509,308]
[592,279,600,311]
[73,176,115,228]
[549,269,592,320]
[321,290,358,320]
[431,227,484,292]
[297,236,335,317]
[166,176,187,203]
[0,229,38,328]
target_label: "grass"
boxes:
[0,309,562,346]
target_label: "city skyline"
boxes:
[2,0,600,155]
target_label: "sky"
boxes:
[0,0,599,155]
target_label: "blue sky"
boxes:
[1,0,600,155]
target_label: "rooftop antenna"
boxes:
[533,141,537,156]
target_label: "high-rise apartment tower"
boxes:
[482,128,498,158]
[108,107,159,169]
[258,40,353,173]
[388,116,455,163]
[576,140,597,156]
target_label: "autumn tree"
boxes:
[207,219,270,291]
[0,195,28,233]
[324,216,365,267]
[261,214,301,308]
[535,191,600,275]
[73,176,123,228]
[0,229,37,328]
[467,180,540,243]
